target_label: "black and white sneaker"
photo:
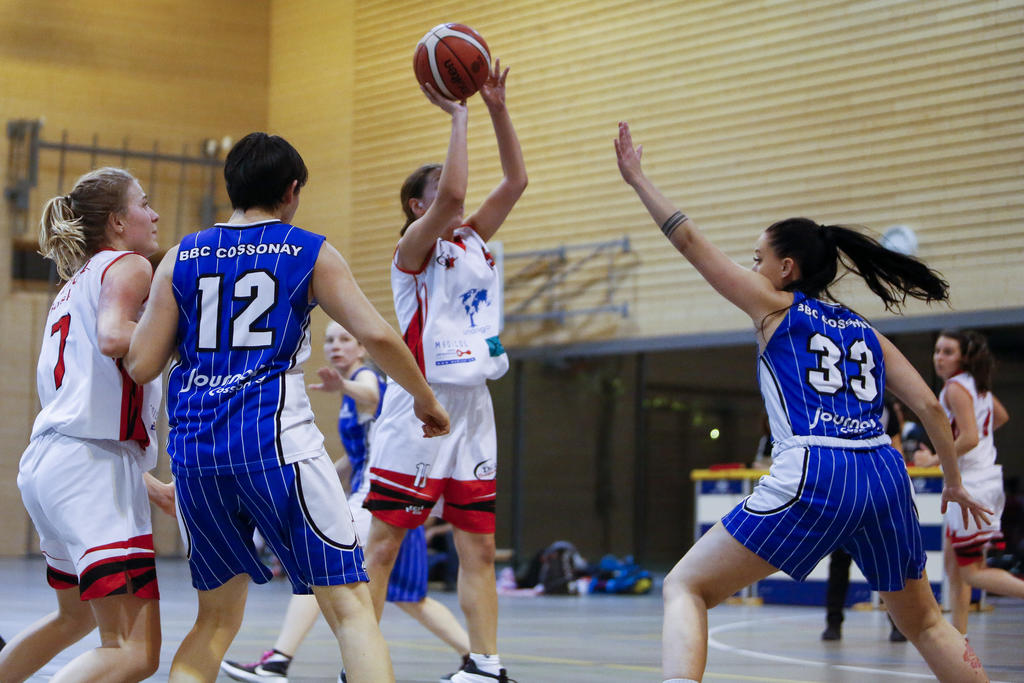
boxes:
[221,649,291,682]
[439,654,472,682]
[448,658,515,682]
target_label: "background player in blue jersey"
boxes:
[221,321,469,682]
[318,321,389,494]
[126,133,449,683]
[615,121,992,683]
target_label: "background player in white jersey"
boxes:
[125,133,450,683]
[221,321,469,683]
[362,58,526,683]
[0,168,172,682]
[615,121,992,683]
[914,329,1023,634]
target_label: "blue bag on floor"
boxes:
[588,554,652,594]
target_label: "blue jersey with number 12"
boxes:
[167,220,326,475]
[758,292,886,443]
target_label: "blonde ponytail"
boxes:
[39,195,89,280]
[37,167,135,280]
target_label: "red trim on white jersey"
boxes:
[116,359,150,447]
[393,244,435,275]
[99,251,141,283]
[403,279,428,376]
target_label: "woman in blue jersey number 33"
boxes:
[614,121,992,683]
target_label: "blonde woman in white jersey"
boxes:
[0,168,172,682]
[915,329,1023,634]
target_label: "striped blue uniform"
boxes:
[723,293,925,590]
[169,220,367,593]
[339,367,385,493]
[343,378,428,602]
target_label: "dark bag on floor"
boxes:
[538,541,581,595]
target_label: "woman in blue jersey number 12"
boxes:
[614,121,992,683]
[126,132,450,683]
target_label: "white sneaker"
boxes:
[448,659,514,682]
[220,650,290,682]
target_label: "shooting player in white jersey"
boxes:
[362,58,526,683]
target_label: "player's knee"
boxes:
[958,560,983,583]
[663,559,715,607]
[54,608,96,641]
[195,603,246,639]
[132,647,162,681]
[457,538,495,570]
[365,537,402,568]
[395,599,424,618]
[100,639,160,681]
[662,564,693,603]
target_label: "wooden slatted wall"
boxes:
[0,0,271,555]
[347,0,1024,348]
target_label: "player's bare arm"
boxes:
[312,242,449,436]
[310,366,381,417]
[465,59,527,242]
[96,253,154,358]
[945,382,981,456]
[993,394,1009,431]
[615,121,791,341]
[395,86,468,272]
[877,331,991,529]
[125,245,180,384]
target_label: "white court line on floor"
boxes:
[708,614,1008,683]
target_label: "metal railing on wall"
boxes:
[5,119,227,283]
[501,236,634,325]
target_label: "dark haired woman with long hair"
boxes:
[915,329,1022,635]
[615,121,991,683]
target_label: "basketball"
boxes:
[413,23,490,101]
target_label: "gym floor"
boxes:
[1,557,1020,682]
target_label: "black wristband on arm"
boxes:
[660,211,687,239]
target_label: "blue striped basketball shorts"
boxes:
[173,453,367,594]
[387,526,428,603]
[722,436,925,591]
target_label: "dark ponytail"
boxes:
[938,329,994,394]
[765,217,949,312]
[399,163,441,235]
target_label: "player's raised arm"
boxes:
[614,121,790,335]
[395,85,468,272]
[464,59,527,242]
